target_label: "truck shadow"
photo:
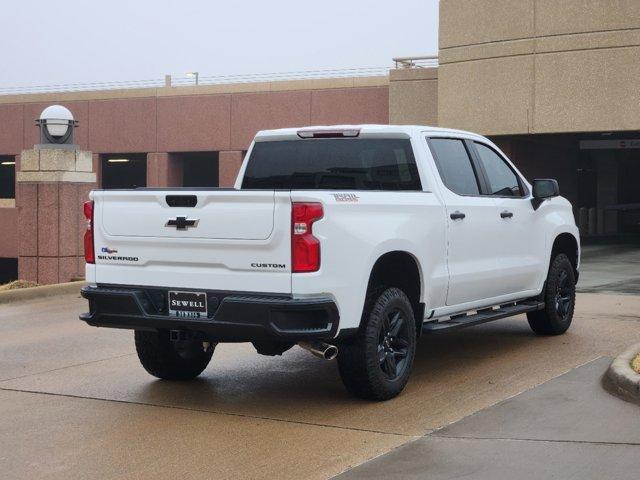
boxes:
[135,317,557,434]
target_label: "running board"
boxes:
[422,301,544,334]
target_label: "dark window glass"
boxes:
[242,139,421,191]
[181,152,219,187]
[474,143,522,196]
[429,138,479,195]
[0,257,18,284]
[101,154,147,189]
[0,156,15,199]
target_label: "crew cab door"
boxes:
[468,141,545,293]
[427,137,506,306]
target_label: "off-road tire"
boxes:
[337,287,417,400]
[527,253,576,335]
[135,330,213,380]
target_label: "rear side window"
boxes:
[428,138,480,195]
[474,142,523,197]
[241,138,421,191]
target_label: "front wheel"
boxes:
[337,287,417,400]
[527,253,576,335]
[135,330,213,380]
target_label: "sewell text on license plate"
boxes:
[168,291,208,318]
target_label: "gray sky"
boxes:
[1,0,439,89]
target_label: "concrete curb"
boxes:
[0,281,85,305]
[605,343,640,401]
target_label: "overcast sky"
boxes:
[1,0,439,90]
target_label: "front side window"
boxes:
[474,143,523,197]
[428,138,480,195]
[242,138,421,191]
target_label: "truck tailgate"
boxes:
[91,189,292,293]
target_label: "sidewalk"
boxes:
[337,357,640,479]
[578,244,640,295]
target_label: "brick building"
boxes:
[1,0,639,284]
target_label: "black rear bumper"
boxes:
[80,285,339,342]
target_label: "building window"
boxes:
[0,156,16,199]
[0,258,18,284]
[101,154,147,189]
[179,152,219,187]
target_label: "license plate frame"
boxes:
[168,290,208,319]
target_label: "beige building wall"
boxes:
[389,68,438,126]
[438,0,640,135]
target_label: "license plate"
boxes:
[168,291,208,318]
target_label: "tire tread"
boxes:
[135,330,213,380]
[527,253,576,335]
[338,287,416,400]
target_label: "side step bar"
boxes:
[422,301,544,334]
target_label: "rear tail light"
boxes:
[83,200,95,264]
[291,202,323,273]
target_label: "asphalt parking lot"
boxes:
[1,246,639,479]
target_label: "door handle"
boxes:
[500,210,514,219]
[450,211,466,220]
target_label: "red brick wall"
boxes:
[0,84,390,279]
[0,86,389,156]
[0,207,18,258]
[16,181,95,284]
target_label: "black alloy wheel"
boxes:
[554,269,573,320]
[378,309,411,380]
[527,253,576,335]
[337,287,417,400]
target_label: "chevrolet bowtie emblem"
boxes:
[165,217,199,230]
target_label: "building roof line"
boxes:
[0,75,391,105]
[0,66,394,97]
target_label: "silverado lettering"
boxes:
[97,255,138,262]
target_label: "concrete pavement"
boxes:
[1,292,639,479]
[578,244,640,295]
[337,358,640,480]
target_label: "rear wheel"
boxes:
[337,287,417,400]
[135,330,213,380]
[527,253,576,335]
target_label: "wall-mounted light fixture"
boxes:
[186,71,199,85]
[107,158,130,163]
[36,105,78,148]
[0,161,15,166]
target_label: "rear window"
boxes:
[428,138,480,196]
[241,138,422,191]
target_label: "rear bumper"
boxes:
[80,285,340,342]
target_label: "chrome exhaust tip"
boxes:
[298,341,338,361]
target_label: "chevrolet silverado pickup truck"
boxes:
[80,125,580,400]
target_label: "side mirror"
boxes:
[531,179,559,210]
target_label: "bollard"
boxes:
[588,207,597,236]
[596,208,604,235]
[578,207,588,236]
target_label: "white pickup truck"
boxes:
[80,125,580,400]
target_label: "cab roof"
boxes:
[254,124,486,142]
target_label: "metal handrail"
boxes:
[0,57,439,96]
[392,55,439,69]
[0,66,392,96]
